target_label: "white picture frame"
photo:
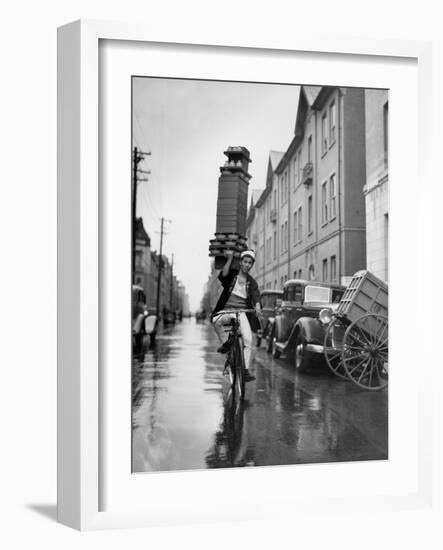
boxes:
[57,19,433,531]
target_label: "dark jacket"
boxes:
[212,268,261,332]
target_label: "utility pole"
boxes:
[132,146,151,283]
[155,217,171,318]
[169,253,174,311]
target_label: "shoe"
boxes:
[244,370,256,382]
[217,339,232,354]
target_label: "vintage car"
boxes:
[256,289,283,347]
[132,285,157,352]
[267,279,346,370]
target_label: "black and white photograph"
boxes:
[131,78,389,473]
[4,0,441,544]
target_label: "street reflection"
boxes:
[206,391,253,468]
[131,317,387,473]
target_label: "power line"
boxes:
[134,109,151,154]
[132,146,151,282]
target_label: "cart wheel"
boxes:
[342,313,388,390]
[323,318,348,379]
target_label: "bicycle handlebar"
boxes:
[214,309,258,316]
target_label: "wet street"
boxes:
[132,317,388,473]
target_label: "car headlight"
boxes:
[319,308,332,325]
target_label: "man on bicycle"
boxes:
[211,249,262,382]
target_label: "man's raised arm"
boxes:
[221,249,234,278]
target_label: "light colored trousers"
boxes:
[212,311,253,371]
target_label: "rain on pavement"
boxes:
[132,317,388,473]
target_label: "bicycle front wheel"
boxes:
[235,335,246,399]
[228,349,236,389]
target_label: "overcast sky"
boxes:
[133,77,300,311]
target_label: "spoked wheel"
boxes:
[342,313,388,390]
[234,336,246,400]
[323,318,348,379]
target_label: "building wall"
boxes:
[244,86,368,290]
[341,88,367,277]
[364,89,389,282]
[260,171,281,289]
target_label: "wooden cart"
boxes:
[323,270,388,390]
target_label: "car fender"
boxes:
[133,313,146,335]
[144,315,157,335]
[290,317,324,349]
[273,314,287,342]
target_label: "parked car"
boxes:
[132,285,157,352]
[267,279,346,371]
[195,309,207,322]
[256,289,283,347]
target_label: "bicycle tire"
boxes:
[235,335,246,399]
[228,348,236,389]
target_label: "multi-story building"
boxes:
[245,187,265,287]
[133,218,188,314]
[134,217,152,292]
[246,85,368,288]
[364,89,389,283]
[245,151,284,290]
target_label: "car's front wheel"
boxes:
[133,333,143,355]
[294,334,308,371]
[266,326,273,354]
[271,329,281,359]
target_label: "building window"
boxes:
[383,101,389,168]
[284,171,288,203]
[329,101,336,144]
[329,174,336,219]
[322,259,328,281]
[280,223,284,253]
[293,210,298,243]
[384,213,389,281]
[308,195,313,234]
[284,220,288,252]
[298,206,303,241]
[321,113,328,154]
[273,231,277,259]
[274,280,277,289]
[293,270,297,279]
[293,156,297,190]
[308,265,315,280]
[280,276,284,288]
[308,135,312,163]
[298,269,302,279]
[284,275,288,283]
[321,181,328,224]
[331,255,337,282]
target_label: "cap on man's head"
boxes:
[240,249,255,262]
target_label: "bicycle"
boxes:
[213,309,258,400]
